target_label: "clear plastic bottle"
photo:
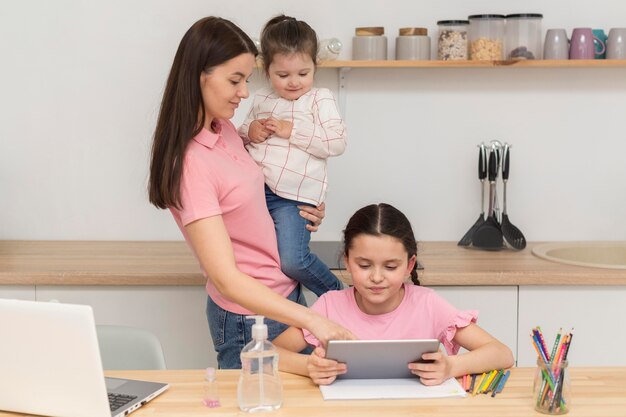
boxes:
[202,367,220,408]
[237,316,282,413]
[318,38,343,61]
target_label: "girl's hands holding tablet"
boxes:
[307,347,347,386]
[408,350,453,386]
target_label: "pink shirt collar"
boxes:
[193,120,223,149]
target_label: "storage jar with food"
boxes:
[505,13,543,60]
[437,20,469,60]
[468,14,505,60]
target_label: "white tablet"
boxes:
[325,339,440,379]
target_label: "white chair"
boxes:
[96,325,167,370]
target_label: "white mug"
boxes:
[543,29,569,60]
[607,28,626,59]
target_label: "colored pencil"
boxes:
[472,373,486,396]
[469,373,477,393]
[487,370,503,393]
[494,370,510,394]
[481,370,497,394]
[549,328,562,363]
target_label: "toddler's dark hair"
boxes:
[343,203,420,285]
[260,14,318,74]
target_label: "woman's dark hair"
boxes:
[148,17,257,209]
[343,203,420,285]
[260,14,318,74]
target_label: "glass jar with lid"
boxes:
[505,13,543,60]
[437,20,469,60]
[468,14,505,60]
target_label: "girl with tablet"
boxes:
[274,203,514,385]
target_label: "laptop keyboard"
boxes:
[108,392,137,412]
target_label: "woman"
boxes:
[148,17,353,369]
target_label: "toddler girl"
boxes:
[238,15,346,297]
[273,203,515,385]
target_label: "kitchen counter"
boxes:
[1,240,624,286]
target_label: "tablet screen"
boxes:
[325,339,440,379]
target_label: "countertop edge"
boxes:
[1,240,625,286]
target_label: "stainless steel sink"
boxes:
[532,242,626,270]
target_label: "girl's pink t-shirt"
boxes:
[170,119,297,315]
[303,284,478,354]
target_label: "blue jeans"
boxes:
[264,185,343,297]
[206,284,308,369]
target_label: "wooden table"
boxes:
[2,368,623,416]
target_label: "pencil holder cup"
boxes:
[533,358,571,415]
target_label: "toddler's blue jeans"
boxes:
[264,185,343,297]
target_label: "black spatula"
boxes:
[501,144,527,250]
[472,148,503,250]
[458,144,487,246]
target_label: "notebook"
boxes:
[0,298,169,417]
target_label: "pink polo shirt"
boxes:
[170,119,297,315]
[302,284,478,355]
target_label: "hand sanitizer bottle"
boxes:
[237,316,282,412]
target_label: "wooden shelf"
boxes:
[315,59,626,68]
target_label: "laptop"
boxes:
[0,298,169,417]
[325,339,440,379]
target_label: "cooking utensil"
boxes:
[458,144,487,246]
[472,148,504,249]
[500,144,527,250]
[491,141,502,224]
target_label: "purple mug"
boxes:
[570,28,605,59]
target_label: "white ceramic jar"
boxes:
[352,27,387,60]
[395,27,430,60]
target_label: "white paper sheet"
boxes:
[319,377,467,400]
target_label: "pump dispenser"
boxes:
[237,316,282,412]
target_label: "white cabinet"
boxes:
[8,284,625,368]
[518,286,626,366]
[37,286,213,369]
[0,285,36,301]
[432,286,518,362]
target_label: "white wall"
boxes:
[2,0,625,241]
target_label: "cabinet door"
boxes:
[518,286,626,366]
[0,286,36,301]
[431,286,518,362]
[37,286,213,369]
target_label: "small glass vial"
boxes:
[468,14,505,60]
[318,38,343,61]
[437,20,469,60]
[533,358,570,415]
[202,367,220,408]
[505,13,543,60]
